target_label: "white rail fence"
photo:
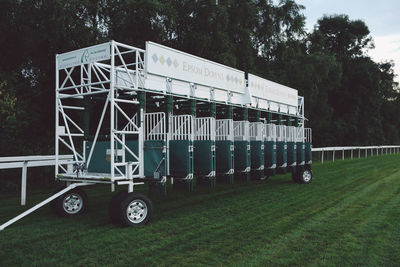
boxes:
[0,155,73,205]
[312,146,400,163]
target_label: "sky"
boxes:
[295,0,400,83]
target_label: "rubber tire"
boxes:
[117,192,153,227]
[51,187,88,217]
[109,190,128,224]
[298,168,313,184]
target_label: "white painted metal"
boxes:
[0,155,73,206]
[313,145,400,163]
[233,121,250,141]
[265,123,277,141]
[194,117,216,141]
[170,115,194,140]
[0,183,91,231]
[248,73,298,108]
[216,119,234,141]
[276,125,287,142]
[305,128,312,143]
[295,127,304,142]
[286,126,296,142]
[55,41,145,186]
[249,122,265,141]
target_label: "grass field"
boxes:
[1,154,400,266]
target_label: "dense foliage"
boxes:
[0,0,399,155]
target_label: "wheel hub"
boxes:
[127,200,147,224]
[63,193,83,214]
[303,170,311,182]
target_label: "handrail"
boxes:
[0,154,74,205]
[312,146,400,163]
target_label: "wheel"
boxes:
[117,192,153,227]
[298,169,313,184]
[52,187,88,216]
[109,190,128,224]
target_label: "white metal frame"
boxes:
[55,41,146,190]
[216,119,234,141]
[265,123,277,142]
[170,115,195,141]
[276,125,287,142]
[233,121,250,141]
[286,126,296,142]
[194,117,216,141]
[249,122,265,141]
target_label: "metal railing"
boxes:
[0,155,73,205]
[312,146,400,163]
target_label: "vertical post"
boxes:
[321,150,324,164]
[365,148,367,157]
[55,55,59,178]
[333,149,335,162]
[342,149,344,160]
[110,41,116,182]
[359,148,360,158]
[21,162,27,206]
[351,149,353,159]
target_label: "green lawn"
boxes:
[1,154,400,266]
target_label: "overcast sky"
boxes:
[295,0,400,83]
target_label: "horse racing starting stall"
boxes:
[286,126,297,173]
[233,121,251,181]
[216,119,235,183]
[249,122,265,179]
[0,40,313,231]
[169,115,195,191]
[194,117,216,187]
[276,125,288,174]
[264,123,277,178]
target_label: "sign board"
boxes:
[146,42,245,94]
[57,43,110,70]
[248,74,298,107]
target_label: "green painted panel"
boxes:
[296,142,305,165]
[170,140,192,178]
[287,142,297,166]
[264,141,276,176]
[86,140,111,173]
[305,142,312,165]
[86,140,166,179]
[216,140,233,173]
[250,141,264,169]
[194,140,215,175]
[143,140,166,178]
[276,141,287,170]
[234,141,250,171]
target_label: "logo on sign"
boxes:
[81,49,90,63]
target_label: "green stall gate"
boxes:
[295,126,306,174]
[85,112,167,181]
[249,122,265,179]
[276,125,287,174]
[194,117,216,186]
[215,119,235,183]
[264,123,277,178]
[286,126,297,173]
[233,121,251,181]
[169,115,194,189]
[305,128,312,168]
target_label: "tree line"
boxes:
[1,0,399,156]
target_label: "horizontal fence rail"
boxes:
[0,155,73,205]
[312,146,400,163]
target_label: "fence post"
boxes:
[21,161,27,206]
[321,150,324,164]
[351,149,353,159]
[342,149,345,160]
[333,149,335,162]
[358,148,360,158]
